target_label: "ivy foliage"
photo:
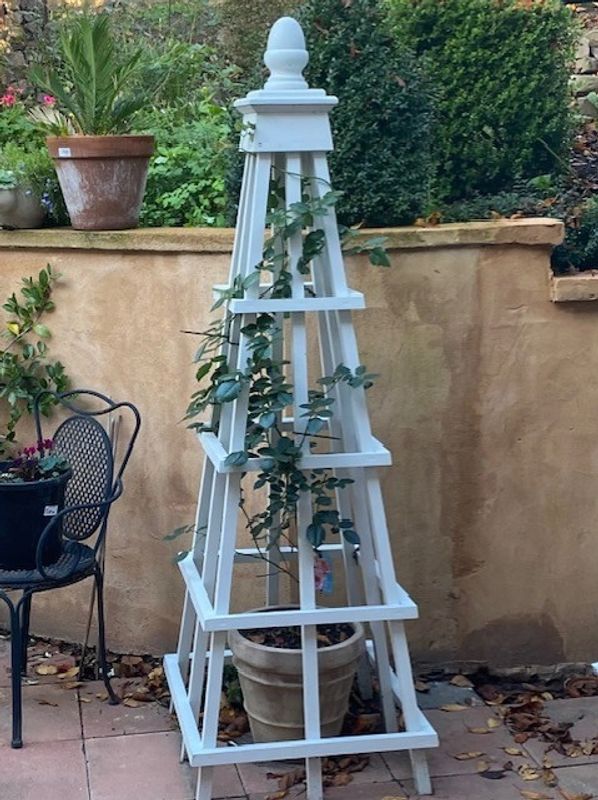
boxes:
[0,266,69,455]
[299,0,434,227]
[387,0,577,203]
[185,179,386,559]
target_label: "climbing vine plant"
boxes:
[184,175,387,562]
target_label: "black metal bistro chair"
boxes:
[0,389,141,748]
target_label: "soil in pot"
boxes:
[47,135,154,231]
[0,470,71,570]
[228,607,364,743]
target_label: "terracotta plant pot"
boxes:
[228,606,365,742]
[0,187,45,229]
[47,135,154,231]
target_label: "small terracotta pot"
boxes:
[47,135,154,230]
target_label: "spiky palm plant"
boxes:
[31,13,146,136]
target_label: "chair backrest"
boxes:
[34,389,141,542]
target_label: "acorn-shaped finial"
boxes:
[263,17,309,92]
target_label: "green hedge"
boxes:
[300,0,434,227]
[387,0,576,203]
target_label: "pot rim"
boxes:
[230,605,364,655]
[0,467,72,491]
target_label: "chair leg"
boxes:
[93,567,119,706]
[0,590,23,748]
[20,593,32,675]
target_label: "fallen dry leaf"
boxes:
[450,674,474,688]
[560,792,594,800]
[414,680,429,693]
[543,768,558,787]
[123,698,142,708]
[454,751,485,760]
[440,703,468,712]
[381,796,408,800]
[468,726,492,734]
[63,681,83,689]
[37,699,59,707]
[519,791,552,800]
[487,717,501,729]
[476,759,490,773]
[80,697,92,703]
[505,747,524,756]
[58,666,80,680]
[35,663,58,676]
[518,764,541,781]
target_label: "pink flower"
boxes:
[0,93,16,107]
[42,94,55,107]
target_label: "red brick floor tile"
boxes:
[523,697,598,768]
[384,706,540,780]
[86,730,244,800]
[555,762,598,794]
[403,771,553,799]
[0,681,82,747]
[238,754,391,795]
[0,738,89,800]
[79,680,177,738]
[0,635,11,688]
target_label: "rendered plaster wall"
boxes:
[1,218,586,668]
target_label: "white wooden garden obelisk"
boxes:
[165,17,438,800]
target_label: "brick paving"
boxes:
[1,636,598,799]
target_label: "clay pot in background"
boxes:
[0,187,46,229]
[47,135,154,231]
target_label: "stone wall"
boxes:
[0,0,46,78]
[5,218,597,671]
[571,5,598,116]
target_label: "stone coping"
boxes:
[551,272,598,303]
[0,217,564,253]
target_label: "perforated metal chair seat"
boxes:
[0,541,95,591]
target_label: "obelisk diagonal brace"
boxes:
[164,16,438,800]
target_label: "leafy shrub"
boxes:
[129,37,238,227]
[0,100,44,149]
[139,96,232,227]
[216,0,301,73]
[300,0,434,227]
[387,0,577,203]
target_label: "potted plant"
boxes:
[1,265,70,457]
[228,612,364,742]
[0,145,54,229]
[30,12,154,230]
[0,439,71,570]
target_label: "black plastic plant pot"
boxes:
[0,469,72,571]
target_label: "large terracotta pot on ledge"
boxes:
[47,135,154,231]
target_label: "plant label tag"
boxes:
[57,147,71,158]
[43,505,58,517]
[314,555,333,594]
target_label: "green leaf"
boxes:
[33,324,51,339]
[258,411,276,429]
[225,450,249,467]
[214,380,242,403]
[342,529,360,545]
[306,522,325,549]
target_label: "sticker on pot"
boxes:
[43,505,58,517]
[57,147,72,157]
